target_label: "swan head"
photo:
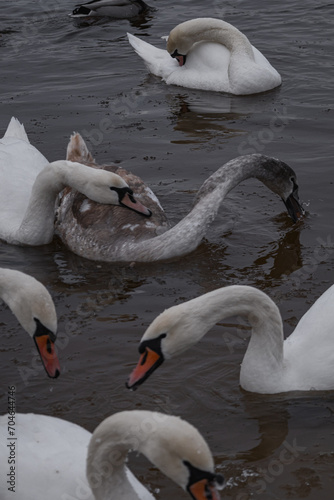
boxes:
[250,155,304,223]
[140,412,225,498]
[1,269,60,378]
[167,18,231,66]
[79,165,153,217]
[88,410,224,499]
[54,161,152,217]
[126,300,205,390]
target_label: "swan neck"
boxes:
[87,411,163,500]
[161,286,284,376]
[15,161,92,246]
[14,162,71,245]
[185,20,253,57]
[95,155,267,262]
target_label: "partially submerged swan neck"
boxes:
[167,18,254,64]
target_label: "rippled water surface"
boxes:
[1,1,334,498]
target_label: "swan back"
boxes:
[0,413,92,500]
[56,133,169,261]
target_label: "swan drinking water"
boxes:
[0,268,60,378]
[0,411,224,500]
[127,17,282,95]
[56,132,303,262]
[126,285,334,394]
[0,117,151,246]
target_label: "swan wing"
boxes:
[127,33,178,80]
[284,285,334,390]
[0,413,93,500]
[166,41,231,92]
[0,135,48,240]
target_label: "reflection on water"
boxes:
[169,93,245,145]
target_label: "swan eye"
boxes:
[184,460,225,497]
[290,177,298,191]
[110,186,132,203]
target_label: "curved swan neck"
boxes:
[16,161,112,246]
[87,411,160,499]
[169,18,253,58]
[87,410,216,500]
[157,286,284,361]
[113,154,287,262]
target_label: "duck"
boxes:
[0,117,151,246]
[0,410,224,500]
[70,0,150,18]
[126,284,334,394]
[56,133,303,262]
[0,268,60,378]
[127,17,282,95]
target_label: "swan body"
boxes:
[0,411,223,500]
[70,0,149,18]
[57,133,303,262]
[127,18,282,95]
[0,268,60,378]
[0,117,150,246]
[127,285,334,394]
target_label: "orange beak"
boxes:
[34,334,61,378]
[126,347,163,390]
[120,191,152,217]
[189,479,222,500]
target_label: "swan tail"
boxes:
[127,33,172,77]
[3,117,30,143]
[66,133,95,164]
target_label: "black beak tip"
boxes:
[48,368,60,379]
[125,380,138,391]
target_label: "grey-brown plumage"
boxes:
[56,133,169,260]
[56,134,303,263]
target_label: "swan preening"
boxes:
[127,284,334,394]
[128,18,282,95]
[57,133,303,262]
[0,117,151,246]
[70,0,150,18]
[0,411,224,500]
[0,268,60,378]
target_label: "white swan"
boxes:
[127,18,282,95]
[0,117,151,246]
[0,411,224,499]
[56,133,303,262]
[0,268,60,378]
[126,285,334,394]
[70,0,150,18]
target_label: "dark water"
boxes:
[1,0,334,498]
